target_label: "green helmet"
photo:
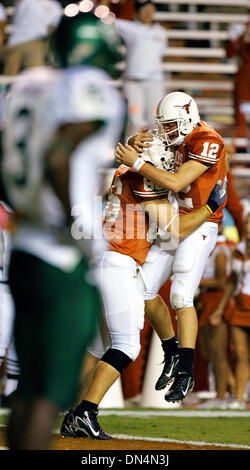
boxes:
[51,11,123,77]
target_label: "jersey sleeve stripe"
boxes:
[133,190,168,196]
[189,153,219,164]
[133,189,168,194]
[189,152,220,161]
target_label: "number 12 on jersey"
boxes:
[201,141,219,159]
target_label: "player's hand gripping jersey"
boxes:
[174,121,227,223]
[2,66,125,269]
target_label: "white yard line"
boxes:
[99,410,250,418]
[113,434,250,450]
[1,408,250,418]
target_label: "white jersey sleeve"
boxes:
[50,66,125,129]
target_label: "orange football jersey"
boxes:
[174,121,227,223]
[103,165,168,265]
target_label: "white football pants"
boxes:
[87,251,145,361]
[142,222,218,309]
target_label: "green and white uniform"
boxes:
[2,65,125,408]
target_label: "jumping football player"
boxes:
[115,91,227,402]
[60,133,227,440]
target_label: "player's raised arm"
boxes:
[115,143,207,193]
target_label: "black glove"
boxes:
[206,178,227,214]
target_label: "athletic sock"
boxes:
[178,347,195,376]
[76,399,98,414]
[161,336,179,357]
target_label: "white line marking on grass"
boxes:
[113,434,250,449]
[52,429,250,449]
[99,410,250,418]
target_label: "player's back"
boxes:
[2,67,61,223]
[2,65,125,268]
[103,165,152,265]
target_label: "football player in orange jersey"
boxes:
[115,91,227,402]
[60,133,227,439]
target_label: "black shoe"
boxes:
[165,371,194,403]
[60,409,81,438]
[155,354,179,391]
[71,408,113,440]
[0,391,16,408]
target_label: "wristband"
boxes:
[205,204,213,215]
[133,157,146,173]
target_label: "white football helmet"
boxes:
[140,136,175,171]
[156,91,200,146]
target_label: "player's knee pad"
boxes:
[170,254,195,309]
[101,348,133,374]
[170,279,193,310]
[112,332,141,361]
[173,254,195,274]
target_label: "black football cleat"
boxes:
[60,409,80,437]
[72,409,114,440]
[155,354,179,391]
[164,371,194,403]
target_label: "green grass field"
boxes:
[98,414,250,446]
[1,409,249,448]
